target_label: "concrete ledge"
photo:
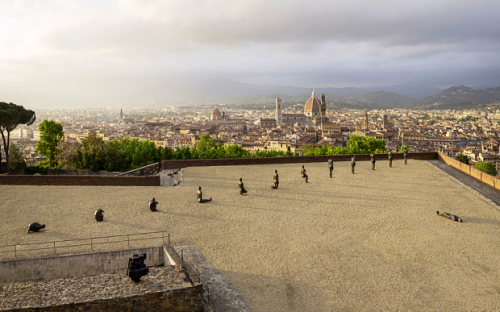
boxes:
[162,152,438,170]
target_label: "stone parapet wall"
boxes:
[117,162,160,176]
[438,153,500,190]
[162,152,438,170]
[0,175,160,186]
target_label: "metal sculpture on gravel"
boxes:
[371,153,376,170]
[351,155,356,174]
[238,178,248,195]
[27,222,45,233]
[437,211,462,222]
[404,150,408,165]
[328,159,334,178]
[272,170,279,189]
[388,150,393,168]
[94,209,104,221]
[149,198,158,211]
[127,253,149,283]
[301,165,308,183]
[197,186,212,203]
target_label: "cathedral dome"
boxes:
[304,89,321,115]
[211,108,222,116]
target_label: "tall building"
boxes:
[364,109,369,130]
[275,97,282,125]
[120,108,123,119]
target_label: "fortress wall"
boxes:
[0,175,160,186]
[438,153,498,189]
[162,152,438,170]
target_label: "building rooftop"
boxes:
[1,160,499,311]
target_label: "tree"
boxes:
[455,153,469,165]
[35,120,65,167]
[196,135,216,155]
[8,142,25,170]
[398,145,409,153]
[0,102,36,173]
[347,135,387,154]
[475,161,497,176]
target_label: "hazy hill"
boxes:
[411,85,500,109]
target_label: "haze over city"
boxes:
[2,0,500,108]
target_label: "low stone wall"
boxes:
[117,162,160,176]
[438,153,500,191]
[0,246,165,283]
[0,175,160,186]
[45,168,121,176]
[162,152,438,170]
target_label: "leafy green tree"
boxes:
[0,102,36,173]
[475,161,498,176]
[196,135,216,155]
[455,153,469,165]
[346,135,387,154]
[35,120,65,167]
[80,132,107,171]
[398,145,409,153]
[8,142,25,170]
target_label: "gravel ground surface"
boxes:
[1,160,500,311]
[0,267,190,310]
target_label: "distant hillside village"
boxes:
[3,89,500,173]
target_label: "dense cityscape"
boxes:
[3,88,500,174]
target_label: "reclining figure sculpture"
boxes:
[437,211,462,222]
[27,222,45,233]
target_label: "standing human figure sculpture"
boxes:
[388,150,393,168]
[272,170,279,189]
[370,153,376,170]
[149,198,158,211]
[301,165,308,183]
[404,149,408,165]
[238,178,248,195]
[197,186,212,203]
[328,159,334,178]
[351,155,356,174]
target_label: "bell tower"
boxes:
[275,97,282,125]
[363,109,369,130]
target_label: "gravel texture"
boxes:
[1,160,500,311]
[0,267,190,310]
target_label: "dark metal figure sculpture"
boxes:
[197,186,212,203]
[94,209,104,221]
[149,198,158,211]
[404,149,408,165]
[328,159,334,178]
[388,150,393,168]
[127,253,149,283]
[238,178,248,195]
[437,211,462,222]
[370,153,376,170]
[27,222,45,234]
[301,165,308,183]
[351,155,356,174]
[272,170,279,189]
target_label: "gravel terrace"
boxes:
[1,160,500,311]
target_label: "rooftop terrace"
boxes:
[1,159,500,311]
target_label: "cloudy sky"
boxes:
[1,0,500,108]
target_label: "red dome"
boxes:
[304,90,321,113]
[211,108,222,116]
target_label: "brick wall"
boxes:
[437,153,500,191]
[162,152,438,170]
[0,175,160,186]
[3,285,204,312]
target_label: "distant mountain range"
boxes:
[411,85,500,109]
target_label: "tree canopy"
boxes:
[474,161,497,176]
[0,102,36,173]
[455,153,469,165]
[35,119,65,167]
